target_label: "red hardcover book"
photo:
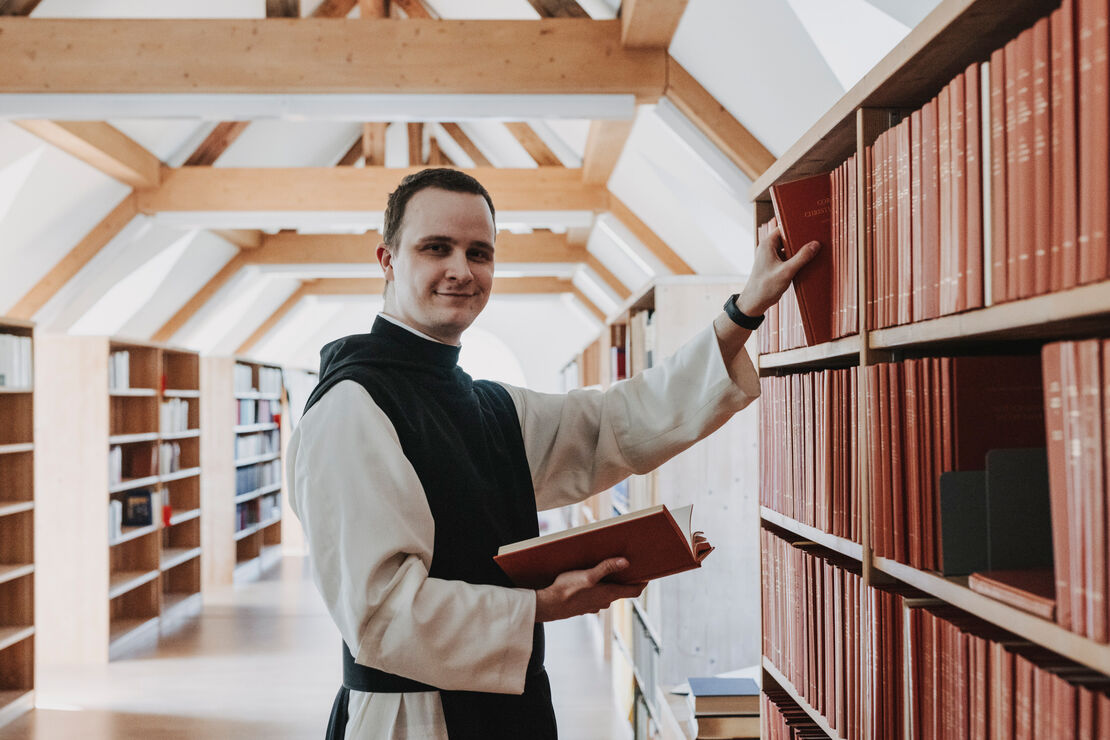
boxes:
[1061,342,1087,637]
[493,503,711,588]
[1033,664,1053,740]
[1051,0,1080,291]
[950,354,1046,472]
[1032,18,1052,296]
[769,172,834,346]
[911,109,925,321]
[1077,339,1106,642]
[899,119,913,325]
[1042,342,1073,630]
[867,364,883,558]
[1015,27,1036,299]
[888,363,907,563]
[1004,39,1021,301]
[951,71,969,314]
[874,135,887,329]
[967,568,1057,619]
[970,635,988,740]
[832,164,841,339]
[965,63,984,310]
[878,364,893,558]
[1077,0,1110,284]
[904,360,921,569]
[923,98,942,320]
[866,144,877,330]
[884,128,896,328]
[990,640,1015,738]
[848,154,859,334]
[939,84,954,315]
[917,358,936,570]
[1014,653,1034,740]
[989,48,1009,304]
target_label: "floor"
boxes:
[3,556,630,739]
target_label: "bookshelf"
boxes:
[0,318,34,728]
[754,0,1110,735]
[36,336,203,664]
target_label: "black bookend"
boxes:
[984,448,1053,571]
[938,470,988,575]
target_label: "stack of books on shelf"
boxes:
[234,429,279,459]
[686,677,759,739]
[761,687,827,740]
[108,350,131,390]
[160,398,190,434]
[0,331,32,388]
[258,366,283,396]
[235,458,281,495]
[759,368,859,543]
[233,362,254,393]
[158,442,181,475]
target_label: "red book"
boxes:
[867,364,883,557]
[951,71,969,314]
[904,360,922,568]
[1077,339,1106,642]
[950,354,1046,472]
[874,135,887,328]
[866,144,877,329]
[1014,653,1034,740]
[878,364,893,558]
[899,119,913,325]
[965,63,984,310]
[989,48,1009,304]
[1077,0,1110,284]
[1042,342,1073,630]
[493,503,711,588]
[912,109,925,320]
[970,636,988,740]
[939,84,954,314]
[1015,27,1036,299]
[1061,342,1087,637]
[1051,0,1080,291]
[888,363,906,563]
[769,172,834,346]
[1004,39,1021,301]
[967,568,1057,619]
[1032,18,1052,296]
[848,154,859,334]
[918,358,937,570]
[923,98,942,320]
[886,125,898,326]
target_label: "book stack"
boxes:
[866,355,1044,570]
[759,368,859,543]
[160,398,190,434]
[0,332,32,388]
[905,604,1110,737]
[686,677,759,740]
[761,687,828,739]
[259,366,283,396]
[760,528,864,740]
[109,350,131,390]
[1043,338,1110,643]
[158,441,180,475]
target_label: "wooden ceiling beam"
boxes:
[311,0,357,17]
[439,123,491,167]
[570,286,606,322]
[664,56,775,181]
[620,0,689,48]
[0,0,41,15]
[7,194,138,320]
[337,135,364,166]
[504,122,562,167]
[524,0,589,18]
[390,0,433,18]
[211,229,264,249]
[137,167,610,213]
[362,122,387,165]
[14,120,161,189]
[266,0,301,17]
[183,121,250,167]
[359,0,389,16]
[407,122,424,166]
[152,253,249,343]
[608,195,694,275]
[584,254,631,300]
[0,20,665,99]
[235,283,309,355]
[581,119,633,185]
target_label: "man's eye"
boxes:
[426,243,449,252]
[469,250,493,262]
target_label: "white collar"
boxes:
[378,312,459,347]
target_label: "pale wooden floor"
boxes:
[1,556,630,740]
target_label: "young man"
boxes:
[287,168,817,739]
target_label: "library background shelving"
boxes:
[0,317,35,729]
[573,276,761,740]
[35,336,203,664]
[752,0,1110,735]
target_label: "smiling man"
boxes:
[287,168,816,740]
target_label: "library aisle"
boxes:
[0,557,628,740]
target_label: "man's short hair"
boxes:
[382,168,496,247]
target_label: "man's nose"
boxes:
[443,248,473,281]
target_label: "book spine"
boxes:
[1015,28,1037,299]
[1004,40,1021,301]
[939,84,954,315]
[1077,0,1110,283]
[951,71,969,314]
[965,63,984,311]
[1032,18,1053,297]
[1042,342,1073,630]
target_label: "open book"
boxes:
[494,504,713,589]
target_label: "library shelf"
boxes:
[161,592,203,624]
[0,564,33,587]
[873,556,1110,677]
[757,335,861,373]
[0,443,32,456]
[161,429,200,441]
[108,616,160,658]
[108,387,157,398]
[108,474,161,494]
[234,516,281,542]
[160,546,201,572]
[110,524,159,546]
[160,466,200,483]
[0,691,34,729]
[169,508,200,526]
[107,569,160,600]
[749,0,1059,201]
[162,389,200,399]
[234,452,279,468]
[869,280,1110,350]
[0,501,33,518]
[0,627,34,654]
[759,507,864,562]
[108,432,159,444]
[762,657,847,740]
[233,422,279,434]
[0,387,31,395]
[235,482,281,506]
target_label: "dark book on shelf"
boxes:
[122,489,153,527]
[967,568,1056,620]
[769,172,833,346]
[984,448,1052,570]
[686,676,759,716]
[494,504,712,589]
[938,470,988,575]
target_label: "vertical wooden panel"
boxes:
[200,357,236,591]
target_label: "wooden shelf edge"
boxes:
[111,523,159,546]
[0,690,34,730]
[235,482,281,504]
[0,564,34,586]
[234,422,279,434]
[234,452,280,468]
[109,432,159,445]
[873,556,1110,676]
[162,389,200,398]
[605,280,656,325]
[108,569,160,600]
[160,547,201,571]
[161,467,201,483]
[169,508,201,526]
[108,615,160,659]
[161,429,200,440]
[760,507,863,561]
[758,335,861,372]
[0,626,34,652]
[0,387,32,395]
[109,388,157,397]
[0,501,33,518]
[109,475,160,494]
[762,657,847,740]
[0,443,33,455]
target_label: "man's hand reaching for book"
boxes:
[533,557,647,623]
[734,220,820,317]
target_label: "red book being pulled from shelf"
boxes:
[494,504,712,589]
[769,172,833,346]
[967,568,1056,620]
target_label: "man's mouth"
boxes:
[435,291,477,297]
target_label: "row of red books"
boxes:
[867,354,1044,570]
[761,687,829,740]
[760,528,864,740]
[1043,338,1110,643]
[907,602,1110,739]
[762,156,859,352]
[759,368,860,543]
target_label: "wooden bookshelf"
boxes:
[0,318,34,729]
[762,658,847,740]
[35,336,203,665]
[753,0,1110,735]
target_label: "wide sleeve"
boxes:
[500,325,760,511]
[286,380,537,694]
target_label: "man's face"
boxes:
[377,187,496,345]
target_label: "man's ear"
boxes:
[376,242,394,281]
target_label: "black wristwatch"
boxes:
[723,294,765,330]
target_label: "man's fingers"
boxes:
[783,240,821,274]
[761,227,786,262]
[585,557,629,585]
